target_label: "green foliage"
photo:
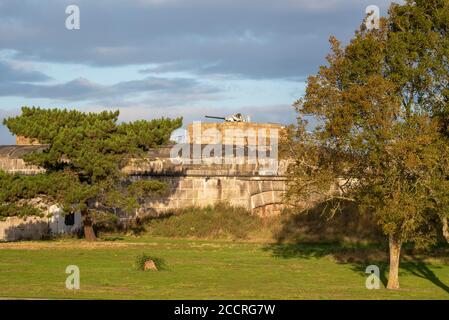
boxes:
[0,203,42,220]
[387,0,449,119]
[0,170,89,218]
[3,107,182,181]
[289,0,449,248]
[1,107,182,223]
[288,0,449,288]
[118,118,183,151]
[128,179,167,199]
[90,211,120,233]
[142,203,274,240]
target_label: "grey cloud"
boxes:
[0,0,396,79]
[0,60,50,82]
[82,103,296,128]
[0,75,220,101]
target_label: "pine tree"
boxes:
[2,107,182,240]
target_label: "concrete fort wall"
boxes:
[16,135,41,146]
[0,145,47,174]
[187,122,286,146]
[0,209,82,242]
[0,216,49,242]
[0,145,288,219]
[130,174,287,217]
[122,148,289,216]
[0,157,45,174]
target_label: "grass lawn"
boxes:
[0,236,448,299]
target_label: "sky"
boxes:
[0,0,396,144]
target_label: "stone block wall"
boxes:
[187,122,286,146]
[128,169,287,217]
[0,145,289,217]
[0,157,44,174]
[136,176,286,215]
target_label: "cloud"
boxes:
[0,0,396,79]
[0,70,221,102]
[81,103,296,127]
[0,0,397,145]
[0,59,50,82]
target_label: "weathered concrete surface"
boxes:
[0,216,49,242]
[124,144,288,216]
[16,136,41,145]
[0,145,46,174]
[0,211,82,242]
[132,175,287,217]
[0,145,288,217]
[0,197,82,242]
[187,122,286,146]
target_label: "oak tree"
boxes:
[288,0,449,289]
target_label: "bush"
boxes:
[134,253,167,271]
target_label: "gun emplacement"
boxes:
[205,113,250,123]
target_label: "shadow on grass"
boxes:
[267,200,449,293]
[264,242,449,293]
[402,255,449,294]
[264,241,389,284]
[264,242,388,279]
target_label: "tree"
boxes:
[2,107,182,240]
[288,0,449,289]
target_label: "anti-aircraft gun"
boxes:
[205,113,251,123]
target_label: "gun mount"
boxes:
[205,113,250,123]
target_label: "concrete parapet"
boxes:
[0,144,288,216]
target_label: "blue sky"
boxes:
[0,0,394,144]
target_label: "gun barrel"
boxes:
[205,115,226,120]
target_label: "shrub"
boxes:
[134,253,167,271]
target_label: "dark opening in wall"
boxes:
[64,213,75,226]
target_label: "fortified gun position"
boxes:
[205,113,251,123]
[188,114,285,146]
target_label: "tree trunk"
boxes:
[81,208,96,241]
[387,234,401,290]
[442,217,449,243]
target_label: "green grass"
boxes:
[131,203,277,241]
[0,236,448,299]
